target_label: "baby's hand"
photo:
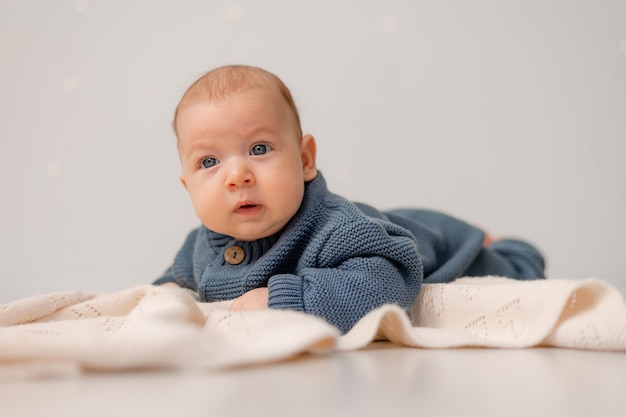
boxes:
[229,287,269,311]
[160,282,181,289]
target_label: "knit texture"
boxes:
[1,277,625,379]
[155,173,545,333]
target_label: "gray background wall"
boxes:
[1,0,625,302]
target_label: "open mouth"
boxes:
[235,202,262,215]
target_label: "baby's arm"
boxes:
[267,220,422,333]
[152,228,201,291]
[268,257,419,333]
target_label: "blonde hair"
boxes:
[174,65,302,138]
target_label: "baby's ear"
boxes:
[300,134,317,181]
[179,174,188,190]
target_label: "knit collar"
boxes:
[204,172,327,265]
[205,232,280,266]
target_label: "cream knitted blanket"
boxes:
[1,277,625,378]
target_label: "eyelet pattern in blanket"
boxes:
[0,277,625,379]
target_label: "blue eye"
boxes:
[200,156,219,169]
[251,143,272,156]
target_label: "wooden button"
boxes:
[224,246,245,265]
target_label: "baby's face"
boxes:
[176,89,316,241]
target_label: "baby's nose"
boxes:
[225,164,255,189]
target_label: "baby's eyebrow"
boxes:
[180,144,213,161]
[181,134,217,151]
[240,122,279,136]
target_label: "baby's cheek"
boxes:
[191,194,218,227]
[279,181,304,214]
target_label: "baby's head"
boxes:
[173,65,303,141]
[174,65,317,241]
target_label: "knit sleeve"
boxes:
[153,265,176,286]
[267,218,423,333]
[152,228,200,291]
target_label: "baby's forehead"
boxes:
[183,83,280,111]
[183,68,282,100]
[178,89,296,131]
[175,67,302,138]
[190,91,287,122]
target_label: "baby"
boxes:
[154,65,545,333]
